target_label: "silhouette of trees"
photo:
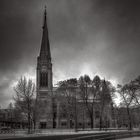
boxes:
[57,78,78,129]
[14,76,35,133]
[116,75,140,130]
[117,83,136,130]
[56,75,115,129]
[78,75,114,129]
[132,76,140,106]
[79,75,94,128]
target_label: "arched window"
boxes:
[40,72,48,87]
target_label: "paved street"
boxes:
[1,134,140,140]
[0,133,104,140]
[0,130,140,140]
[1,135,140,140]
[119,137,140,140]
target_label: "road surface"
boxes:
[0,133,106,140]
[119,137,140,140]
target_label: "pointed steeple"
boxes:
[39,6,51,62]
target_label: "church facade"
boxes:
[36,8,113,129]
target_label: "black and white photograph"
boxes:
[0,0,140,140]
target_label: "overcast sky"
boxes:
[0,0,140,108]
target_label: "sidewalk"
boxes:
[0,129,129,139]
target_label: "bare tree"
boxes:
[79,75,114,130]
[91,76,102,129]
[99,79,113,130]
[117,83,135,130]
[132,76,140,105]
[7,103,14,123]
[14,76,35,133]
[57,78,78,129]
[79,75,95,128]
[130,76,140,127]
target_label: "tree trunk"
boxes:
[99,116,102,130]
[127,107,132,130]
[33,120,36,130]
[99,110,103,131]
[75,96,77,131]
[82,109,85,130]
[28,102,31,134]
[90,115,94,129]
[28,112,30,133]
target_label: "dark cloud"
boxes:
[0,0,140,107]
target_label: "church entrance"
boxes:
[40,122,47,129]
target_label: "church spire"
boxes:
[39,6,51,62]
[43,5,47,29]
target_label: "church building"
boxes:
[36,7,113,129]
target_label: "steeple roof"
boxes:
[39,6,51,61]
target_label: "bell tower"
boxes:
[36,6,53,128]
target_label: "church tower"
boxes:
[37,7,52,99]
[36,7,53,128]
